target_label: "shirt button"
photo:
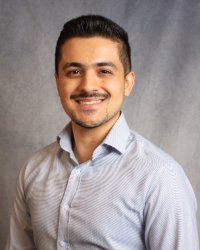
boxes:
[64,204,69,210]
[76,169,81,175]
[59,240,65,247]
[59,241,69,248]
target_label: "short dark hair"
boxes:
[55,15,131,74]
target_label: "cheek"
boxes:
[58,84,72,99]
[105,79,125,94]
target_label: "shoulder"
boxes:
[128,129,182,171]
[24,141,60,169]
[127,129,197,209]
[18,142,63,187]
[126,129,194,192]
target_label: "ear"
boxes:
[124,71,135,96]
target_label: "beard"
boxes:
[68,90,121,129]
[70,109,120,129]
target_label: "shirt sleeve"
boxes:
[144,162,199,250]
[6,164,37,250]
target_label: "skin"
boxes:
[55,37,135,163]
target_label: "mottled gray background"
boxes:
[0,0,200,247]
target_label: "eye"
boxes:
[99,69,112,75]
[66,69,81,77]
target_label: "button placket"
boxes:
[57,167,82,247]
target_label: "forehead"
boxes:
[59,36,121,64]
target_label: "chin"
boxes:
[74,119,106,129]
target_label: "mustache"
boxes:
[70,91,110,99]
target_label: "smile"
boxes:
[78,100,102,105]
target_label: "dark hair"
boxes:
[55,15,131,74]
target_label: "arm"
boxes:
[6,166,36,250]
[144,163,199,250]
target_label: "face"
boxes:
[55,36,134,129]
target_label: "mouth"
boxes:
[77,99,103,105]
[71,92,109,108]
[75,98,106,110]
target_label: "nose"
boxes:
[78,70,98,92]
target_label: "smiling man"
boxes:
[55,35,134,163]
[7,15,199,250]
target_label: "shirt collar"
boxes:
[57,112,130,155]
[57,123,74,155]
[102,113,130,154]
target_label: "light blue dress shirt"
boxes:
[6,113,199,249]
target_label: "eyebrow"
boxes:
[96,62,117,70]
[62,62,117,71]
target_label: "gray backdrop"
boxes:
[0,0,200,247]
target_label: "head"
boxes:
[55,15,132,75]
[55,15,135,130]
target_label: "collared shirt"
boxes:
[6,114,199,250]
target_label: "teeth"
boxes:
[79,100,102,105]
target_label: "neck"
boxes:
[72,115,120,163]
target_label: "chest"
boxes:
[26,158,146,249]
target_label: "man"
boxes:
[7,15,199,249]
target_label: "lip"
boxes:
[74,97,106,110]
[70,91,110,110]
[78,99,102,105]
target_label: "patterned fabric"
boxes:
[6,114,199,249]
